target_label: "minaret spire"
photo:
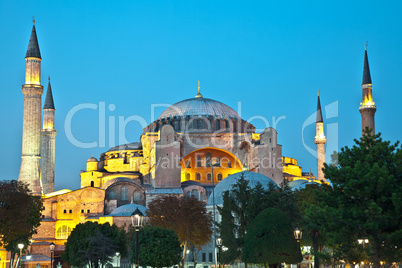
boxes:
[359,43,376,136]
[41,77,57,194]
[19,21,44,195]
[314,91,326,183]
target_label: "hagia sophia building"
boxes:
[0,20,376,268]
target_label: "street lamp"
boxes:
[49,242,55,268]
[131,208,144,268]
[206,160,220,268]
[18,244,24,268]
[216,238,223,268]
[115,252,120,268]
[294,228,302,268]
[358,239,369,248]
[26,255,32,268]
[222,246,228,268]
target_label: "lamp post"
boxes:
[49,242,55,268]
[222,247,228,268]
[26,255,32,268]
[358,239,369,248]
[294,228,302,268]
[216,238,222,268]
[18,244,24,268]
[206,161,220,268]
[131,208,144,268]
[115,252,120,268]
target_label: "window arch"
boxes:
[196,173,201,181]
[186,173,191,180]
[133,191,141,202]
[90,181,94,187]
[56,225,72,239]
[186,160,191,168]
[108,190,116,199]
[216,120,220,130]
[121,186,129,201]
[207,173,212,181]
[196,155,202,167]
[217,173,223,181]
[197,119,203,129]
[215,157,221,167]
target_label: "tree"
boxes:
[305,131,401,267]
[147,195,212,268]
[217,175,300,266]
[0,180,44,268]
[130,226,181,268]
[242,208,299,268]
[63,222,127,268]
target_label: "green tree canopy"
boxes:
[130,226,181,268]
[242,208,299,266]
[217,174,300,265]
[0,180,43,253]
[305,131,401,267]
[62,221,127,268]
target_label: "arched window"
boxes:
[108,190,116,199]
[196,155,202,167]
[56,225,72,239]
[133,191,141,202]
[217,173,223,181]
[121,186,129,201]
[207,173,212,181]
[197,119,203,129]
[191,189,199,199]
[186,160,191,168]
[216,120,220,130]
[90,181,94,187]
[186,173,191,180]
[196,173,201,181]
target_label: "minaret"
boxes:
[359,43,376,136]
[314,91,326,182]
[18,19,44,195]
[41,77,56,194]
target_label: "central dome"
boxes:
[158,97,241,120]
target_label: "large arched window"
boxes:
[215,157,221,167]
[56,225,72,239]
[196,155,202,167]
[217,173,223,181]
[108,190,116,200]
[186,173,191,180]
[133,191,141,202]
[196,173,201,181]
[121,186,129,201]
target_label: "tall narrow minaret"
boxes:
[314,91,326,182]
[41,77,56,194]
[18,19,44,195]
[359,43,376,136]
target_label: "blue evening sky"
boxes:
[1,0,401,190]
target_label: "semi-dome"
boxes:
[108,203,147,216]
[207,171,277,206]
[158,97,241,120]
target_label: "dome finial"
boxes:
[365,41,367,51]
[33,16,35,25]
[195,80,203,98]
